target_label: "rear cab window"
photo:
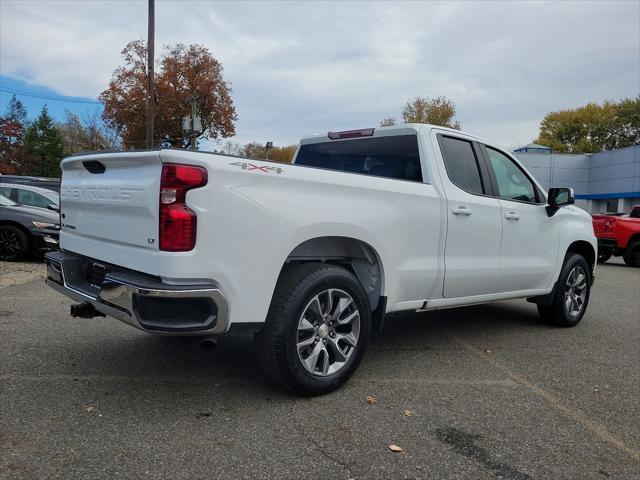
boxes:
[295,135,423,182]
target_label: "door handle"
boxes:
[504,211,520,220]
[452,207,472,216]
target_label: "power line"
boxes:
[0,86,101,105]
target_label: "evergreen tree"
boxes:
[6,94,27,124]
[0,95,28,174]
[23,106,64,177]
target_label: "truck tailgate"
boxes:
[592,215,615,236]
[59,151,162,272]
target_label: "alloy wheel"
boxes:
[0,228,22,259]
[564,266,587,317]
[296,288,360,376]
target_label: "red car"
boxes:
[592,205,640,267]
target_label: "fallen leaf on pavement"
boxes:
[388,444,403,452]
[85,406,96,414]
[366,395,377,405]
[404,410,414,417]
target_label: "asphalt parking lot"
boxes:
[1,259,638,480]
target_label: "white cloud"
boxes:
[1,0,638,147]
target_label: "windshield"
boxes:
[0,193,17,206]
[295,135,423,182]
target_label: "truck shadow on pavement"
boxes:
[91,300,548,397]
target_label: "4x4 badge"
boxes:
[229,162,284,174]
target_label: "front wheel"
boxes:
[538,253,591,327]
[256,262,371,396]
[0,225,30,261]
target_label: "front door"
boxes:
[482,145,558,292]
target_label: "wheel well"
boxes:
[284,236,384,311]
[627,233,640,247]
[567,240,595,276]
[0,220,30,236]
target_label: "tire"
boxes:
[537,253,591,327]
[622,241,640,267]
[0,225,30,261]
[597,249,612,263]
[256,262,371,396]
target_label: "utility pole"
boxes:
[146,0,155,149]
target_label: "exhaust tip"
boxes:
[200,337,218,349]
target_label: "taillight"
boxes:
[159,164,207,251]
[604,220,615,233]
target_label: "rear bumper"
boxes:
[44,250,229,336]
[596,238,618,250]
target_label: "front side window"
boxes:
[439,136,484,195]
[16,189,54,209]
[295,135,422,182]
[485,147,537,203]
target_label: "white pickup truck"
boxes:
[45,124,597,395]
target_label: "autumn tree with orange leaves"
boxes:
[100,41,237,149]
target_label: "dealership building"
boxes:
[513,144,640,214]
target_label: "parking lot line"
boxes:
[450,334,640,462]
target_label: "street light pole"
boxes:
[146,0,155,149]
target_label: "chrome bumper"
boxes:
[45,251,229,336]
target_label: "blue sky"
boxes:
[0,75,104,122]
[1,1,639,151]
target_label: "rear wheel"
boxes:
[538,253,591,327]
[623,241,640,267]
[256,262,371,396]
[0,225,30,261]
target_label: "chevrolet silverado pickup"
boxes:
[592,205,640,266]
[45,124,597,395]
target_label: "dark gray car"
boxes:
[0,193,60,261]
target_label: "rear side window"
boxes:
[295,135,422,182]
[439,136,484,195]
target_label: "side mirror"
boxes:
[546,187,575,217]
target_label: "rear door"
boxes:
[59,151,163,267]
[434,133,503,298]
[480,145,558,292]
